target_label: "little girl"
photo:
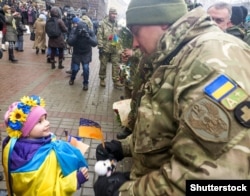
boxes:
[2,95,89,196]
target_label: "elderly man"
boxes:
[207,2,232,31]
[94,0,250,195]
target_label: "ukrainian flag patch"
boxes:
[204,75,236,101]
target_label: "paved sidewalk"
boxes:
[0,34,132,196]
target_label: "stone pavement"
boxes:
[0,34,132,196]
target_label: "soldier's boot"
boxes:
[100,79,106,87]
[114,80,124,88]
[116,127,132,139]
[58,59,64,69]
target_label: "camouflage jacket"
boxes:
[226,25,246,40]
[81,15,93,31]
[119,7,250,196]
[97,16,120,53]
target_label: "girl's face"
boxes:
[28,114,51,138]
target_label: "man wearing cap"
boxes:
[94,0,250,195]
[97,7,124,88]
[226,6,246,40]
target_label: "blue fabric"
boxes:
[11,137,88,176]
[71,61,89,85]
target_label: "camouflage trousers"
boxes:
[99,52,120,82]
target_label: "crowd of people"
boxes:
[1,0,250,195]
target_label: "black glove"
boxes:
[96,140,124,161]
[94,172,129,196]
[99,47,103,55]
[0,50,2,59]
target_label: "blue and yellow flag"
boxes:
[78,118,104,141]
[204,75,236,101]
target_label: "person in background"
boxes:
[0,5,6,54]
[65,16,81,75]
[48,6,67,69]
[94,0,250,195]
[2,95,89,196]
[207,1,232,31]
[80,7,93,31]
[27,2,37,31]
[116,48,147,140]
[3,4,18,63]
[97,7,124,88]
[226,6,246,40]
[67,20,97,90]
[33,13,47,54]
[15,10,26,52]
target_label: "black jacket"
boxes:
[67,21,97,64]
[0,8,5,31]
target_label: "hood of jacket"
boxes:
[153,7,222,65]
[50,6,62,18]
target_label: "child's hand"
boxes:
[80,167,89,180]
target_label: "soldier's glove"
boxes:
[94,172,129,196]
[99,47,103,55]
[96,140,124,161]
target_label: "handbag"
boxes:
[30,31,35,41]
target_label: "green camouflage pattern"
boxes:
[97,16,121,81]
[126,54,153,131]
[119,7,250,196]
[120,49,142,98]
[226,25,246,40]
[81,15,93,31]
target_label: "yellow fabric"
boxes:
[78,126,104,141]
[3,146,77,196]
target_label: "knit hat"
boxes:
[109,7,117,14]
[4,95,47,138]
[72,17,80,24]
[126,0,188,26]
[240,6,248,22]
[231,6,243,25]
[39,14,46,21]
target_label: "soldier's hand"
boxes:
[96,140,124,161]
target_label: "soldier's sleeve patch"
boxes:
[184,97,230,143]
[204,74,236,101]
[234,101,250,128]
[221,87,248,110]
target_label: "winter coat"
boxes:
[0,9,5,31]
[5,13,17,42]
[48,7,67,48]
[67,22,97,64]
[33,18,46,50]
[97,16,120,53]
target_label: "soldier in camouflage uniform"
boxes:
[120,48,141,99]
[95,0,250,195]
[97,7,124,88]
[117,50,153,139]
[80,8,93,31]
